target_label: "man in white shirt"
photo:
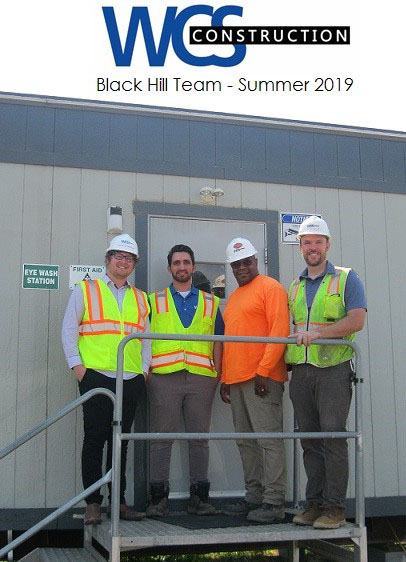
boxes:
[62,234,151,525]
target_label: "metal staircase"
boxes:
[0,334,368,562]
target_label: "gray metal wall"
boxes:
[0,95,405,513]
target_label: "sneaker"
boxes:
[223,499,261,516]
[313,506,346,529]
[246,503,285,523]
[293,504,323,526]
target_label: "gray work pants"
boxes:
[230,377,287,506]
[289,361,353,508]
[148,370,218,484]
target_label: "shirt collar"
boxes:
[300,260,336,280]
[102,273,131,289]
[169,283,198,296]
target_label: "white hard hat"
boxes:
[226,238,257,263]
[107,234,139,256]
[213,274,225,288]
[297,216,331,239]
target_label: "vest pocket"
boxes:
[323,294,343,320]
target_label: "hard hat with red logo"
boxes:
[297,216,331,240]
[107,234,139,256]
[226,238,258,263]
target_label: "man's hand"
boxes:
[254,374,269,397]
[220,383,231,404]
[288,330,322,347]
[73,364,87,382]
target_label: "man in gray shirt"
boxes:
[62,234,151,525]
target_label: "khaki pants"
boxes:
[230,377,286,505]
[148,370,218,484]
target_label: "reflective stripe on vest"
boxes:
[151,350,214,370]
[79,280,148,336]
[78,279,149,373]
[150,288,219,376]
[152,288,216,320]
[285,267,355,368]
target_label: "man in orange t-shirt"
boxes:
[221,237,290,523]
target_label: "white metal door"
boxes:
[148,215,266,497]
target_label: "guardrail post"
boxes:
[110,339,125,562]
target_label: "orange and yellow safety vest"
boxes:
[78,279,149,373]
[150,288,219,377]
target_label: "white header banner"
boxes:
[1,0,404,132]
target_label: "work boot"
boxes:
[313,505,346,529]
[146,482,169,517]
[293,503,323,526]
[222,499,261,516]
[187,482,216,515]
[246,503,285,523]
[84,503,102,525]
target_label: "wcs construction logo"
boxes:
[102,4,246,67]
[102,4,350,68]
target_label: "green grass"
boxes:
[122,551,284,561]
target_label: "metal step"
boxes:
[19,546,107,562]
[91,515,364,553]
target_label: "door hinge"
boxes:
[264,247,268,264]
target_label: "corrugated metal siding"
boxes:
[0,96,405,510]
[1,161,405,508]
[0,97,405,193]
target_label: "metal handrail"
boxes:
[110,333,364,562]
[0,334,365,562]
[0,387,116,561]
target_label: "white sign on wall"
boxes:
[280,213,322,244]
[69,265,106,289]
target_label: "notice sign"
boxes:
[280,213,322,244]
[22,264,59,289]
[69,265,106,289]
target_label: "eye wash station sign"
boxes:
[22,264,60,290]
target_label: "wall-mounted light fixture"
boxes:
[107,206,123,234]
[199,186,225,205]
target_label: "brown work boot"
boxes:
[84,503,102,525]
[293,503,323,526]
[187,482,216,515]
[107,503,146,521]
[146,482,170,517]
[313,506,346,529]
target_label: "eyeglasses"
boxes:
[230,258,255,269]
[113,253,135,263]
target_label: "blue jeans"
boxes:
[289,361,353,509]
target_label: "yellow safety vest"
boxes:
[285,267,355,368]
[150,288,219,377]
[78,279,149,373]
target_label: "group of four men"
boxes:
[62,216,366,530]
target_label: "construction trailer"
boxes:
[0,92,405,560]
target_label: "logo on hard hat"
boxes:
[121,239,131,244]
[233,242,243,249]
